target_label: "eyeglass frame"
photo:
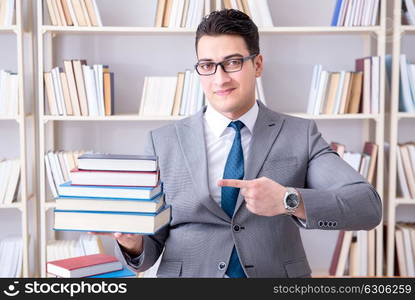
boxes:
[194,53,258,76]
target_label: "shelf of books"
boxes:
[0,0,31,277]
[37,0,387,277]
[386,0,415,277]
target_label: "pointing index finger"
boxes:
[217,179,249,188]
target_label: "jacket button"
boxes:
[233,224,240,232]
[318,221,323,227]
[328,221,333,227]
[218,262,226,270]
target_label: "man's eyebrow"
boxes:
[198,53,244,62]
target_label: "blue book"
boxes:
[58,181,162,199]
[331,0,343,26]
[53,205,171,235]
[56,192,165,213]
[88,267,136,278]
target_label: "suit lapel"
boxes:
[176,108,230,222]
[234,102,285,214]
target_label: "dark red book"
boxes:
[329,231,345,276]
[47,254,122,278]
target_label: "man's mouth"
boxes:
[214,88,235,96]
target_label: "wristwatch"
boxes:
[283,187,301,215]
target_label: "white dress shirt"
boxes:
[203,102,259,207]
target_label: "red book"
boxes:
[47,254,122,278]
[70,168,160,187]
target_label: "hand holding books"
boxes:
[89,231,144,257]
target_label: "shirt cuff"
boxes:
[119,242,144,267]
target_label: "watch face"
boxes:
[286,194,299,208]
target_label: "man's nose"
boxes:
[213,64,232,85]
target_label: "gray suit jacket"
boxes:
[115,101,382,277]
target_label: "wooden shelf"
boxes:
[0,202,22,209]
[0,25,17,33]
[401,25,415,33]
[397,113,415,120]
[41,25,381,35]
[395,198,415,206]
[289,113,380,121]
[41,114,186,122]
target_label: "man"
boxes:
[112,9,382,277]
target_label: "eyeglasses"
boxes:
[194,54,258,76]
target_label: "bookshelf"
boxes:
[0,0,31,277]
[36,0,386,277]
[386,0,415,277]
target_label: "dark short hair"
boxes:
[195,9,260,56]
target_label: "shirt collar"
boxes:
[204,101,259,138]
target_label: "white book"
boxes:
[44,153,58,198]
[3,159,20,204]
[180,70,191,115]
[184,71,194,116]
[93,64,105,116]
[164,76,179,116]
[338,0,350,26]
[194,78,204,114]
[371,56,380,114]
[370,0,379,26]
[362,0,374,26]
[67,0,79,26]
[247,0,261,26]
[82,65,99,116]
[408,145,415,178]
[142,77,156,116]
[256,77,267,106]
[194,0,205,28]
[215,0,222,10]
[335,230,353,276]
[314,70,329,115]
[407,65,415,106]
[352,0,362,26]
[91,0,102,26]
[3,0,15,26]
[343,151,362,171]
[48,151,65,187]
[51,67,65,115]
[400,55,415,112]
[306,64,321,114]
[357,230,368,276]
[401,226,415,276]
[185,0,196,28]
[139,76,149,115]
[333,71,346,114]
[344,0,355,26]
[175,0,186,27]
[397,145,411,198]
[406,0,415,25]
[0,160,12,204]
[230,0,238,9]
[6,73,18,116]
[204,0,211,16]
[257,0,273,27]
[168,0,179,28]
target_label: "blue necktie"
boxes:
[221,120,246,278]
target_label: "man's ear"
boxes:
[255,54,264,77]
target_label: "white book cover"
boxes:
[314,70,329,115]
[363,0,374,26]
[82,65,99,116]
[401,226,415,276]
[215,0,222,10]
[175,0,186,27]
[306,64,322,114]
[0,160,12,204]
[194,0,205,28]
[230,0,238,9]
[407,65,415,106]
[406,0,415,24]
[0,70,7,114]
[371,56,380,114]
[7,73,18,116]
[48,151,65,187]
[184,71,195,116]
[3,159,20,204]
[247,0,261,26]
[67,0,79,26]
[168,0,179,28]
[204,0,211,16]
[180,70,192,115]
[400,55,415,112]
[397,145,411,198]
[357,230,368,276]
[354,0,363,26]
[259,0,274,27]
[93,64,105,116]
[185,0,196,28]
[44,153,58,198]
[333,70,346,114]
[408,145,415,178]
[343,151,362,171]
[51,68,65,115]
[4,0,15,26]
[139,76,149,115]
[165,76,179,116]
[256,77,267,106]
[344,0,355,26]
[338,0,350,26]
[91,0,102,26]
[370,0,379,26]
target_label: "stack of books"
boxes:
[0,0,15,26]
[0,158,20,205]
[47,253,128,278]
[396,142,415,199]
[307,56,380,115]
[44,60,114,116]
[0,70,19,117]
[154,0,274,28]
[394,223,415,277]
[331,0,380,26]
[45,0,102,27]
[54,153,171,235]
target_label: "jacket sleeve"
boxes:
[294,120,382,231]
[114,130,170,273]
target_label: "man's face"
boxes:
[196,34,263,119]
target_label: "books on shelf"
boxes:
[331,0,380,26]
[403,0,415,25]
[0,158,20,205]
[329,141,378,277]
[47,253,122,278]
[45,0,103,27]
[154,0,273,28]
[44,61,114,116]
[307,57,380,115]
[0,236,22,277]
[0,0,15,26]
[394,223,415,277]
[396,142,415,199]
[398,54,415,112]
[0,70,19,117]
